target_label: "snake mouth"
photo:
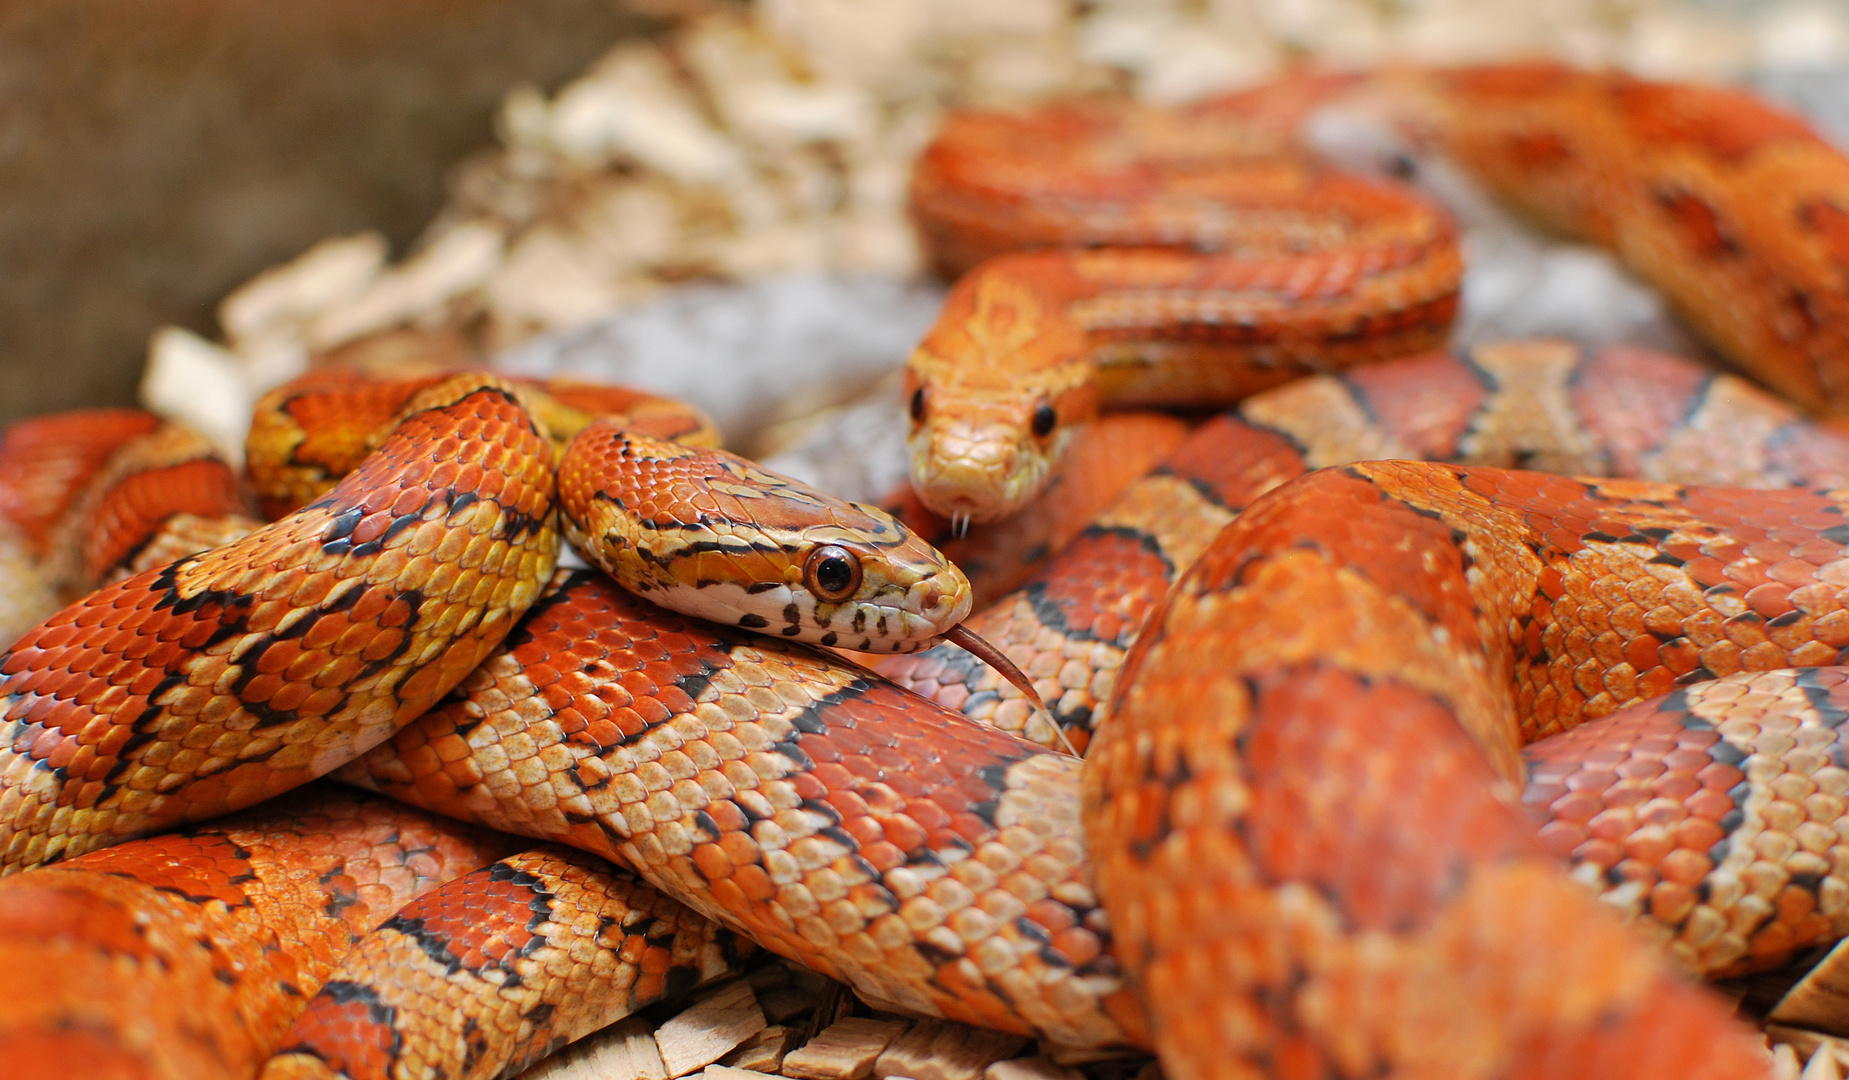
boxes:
[920,490,993,525]
[909,444,1047,524]
[909,573,972,629]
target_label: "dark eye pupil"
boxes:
[910,387,927,422]
[817,556,852,593]
[1031,403,1057,437]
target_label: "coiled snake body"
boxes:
[9,61,1849,1080]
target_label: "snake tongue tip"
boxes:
[1049,719,1079,758]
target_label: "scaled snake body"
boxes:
[6,62,1849,1080]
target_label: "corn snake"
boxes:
[10,63,1849,1080]
[903,63,1849,525]
[0,368,1025,1079]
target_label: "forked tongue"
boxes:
[943,623,1079,757]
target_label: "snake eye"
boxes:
[804,545,862,601]
[909,386,927,424]
[1030,401,1057,438]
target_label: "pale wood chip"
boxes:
[1767,1026,1849,1077]
[218,232,387,346]
[656,979,769,1078]
[984,1058,1084,1080]
[854,991,921,1018]
[705,1067,781,1080]
[780,1017,914,1080]
[871,1019,1029,1080]
[308,220,502,350]
[1807,1046,1844,1080]
[524,1017,666,1080]
[141,328,255,466]
[722,1027,804,1073]
[1779,1044,1806,1080]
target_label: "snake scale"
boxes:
[6,60,1849,1080]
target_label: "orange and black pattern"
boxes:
[0,407,164,555]
[881,412,1288,752]
[1385,63,1849,417]
[0,408,256,648]
[1086,459,1849,1079]
[260,845,749,1080]
[883,341,1849,751]
[0,784,516,1080]
[903,84,1464,522]
[247,369,720,520]
[0,407,256,604]
[1527,666,1849,977]
[559,422,972,653]
[333,483,1849,1074]
[338,569,1142,1049]
[44,421,258,592]
[0,375,560,871]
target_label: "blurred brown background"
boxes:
[0,0,676,423]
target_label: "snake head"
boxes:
[559,423,973,653]
[904,255,1100,525]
